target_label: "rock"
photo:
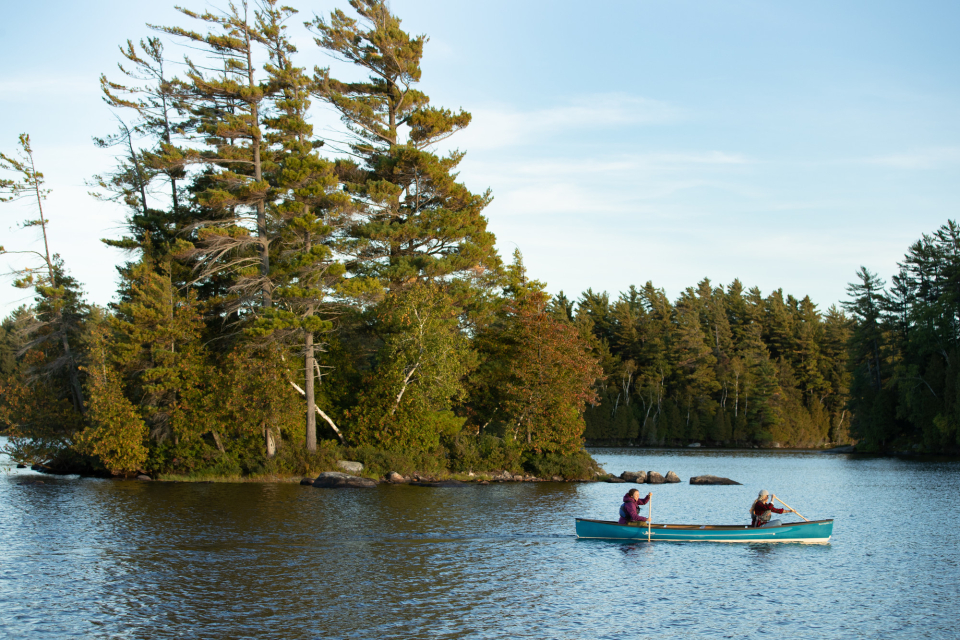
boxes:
[689,475,741,485]
[664,471,681,483]
[313,472,377,489]
[646,471,665,484]
[479,480,490,485]
[16,464,26,469]
[30,464,45,472]
[136,474,152,481]
[605,476,626,483]
[385,471,406,484]
[411,479,465,488]
[336,460,364,474]
[300,478,314,486]
[688,442,701,448]
[822,445,855,454]
[620,471,647,483]
[551,475,564,482]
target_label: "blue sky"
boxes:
[2,0,960,315]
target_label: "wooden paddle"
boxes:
[773,495,809,522]
[647,493,652,542]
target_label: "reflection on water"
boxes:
[1,444,959,638]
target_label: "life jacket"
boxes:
[619,504,628,520]
[750,500,772,527]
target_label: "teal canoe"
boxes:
[575,518,834,543]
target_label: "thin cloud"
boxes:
[862,147,960,169]
[453,94,685,151]
[0,77,97,101]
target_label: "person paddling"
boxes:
[750,490,794,527]
[619,488,651,526]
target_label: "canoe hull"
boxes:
[575,518,833,543]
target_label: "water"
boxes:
[2,444,959,639]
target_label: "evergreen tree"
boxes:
[76,324,149,476]
[1,134,87,416]
[308,0,498,288]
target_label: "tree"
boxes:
[1,134,87,415]
[154,0,281,308]
[309,0,498,288]
[349,282,474,451]
[76,324,149,476]
[472,253,600,454]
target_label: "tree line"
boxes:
[562,280,853,447]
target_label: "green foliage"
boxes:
[580,278,852,447]
[843,220,960,452]
[349,283,475,450]
[76,327,149,475]
[522,450,601,480]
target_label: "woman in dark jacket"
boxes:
[618,489,651,525]
[750,489,793,527]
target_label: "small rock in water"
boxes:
[551,475,564,482]
[336,460,364,475]
[664,471,681,483]
[646,471,665,484]
[688,443,701,448]
[385,472,406,483]
[822,445,855,454]
[300,478,314,486]
[136,474,152,481]
[16,464,27,469]
[313,472,377,489]
[606,476,626,483]
[689,475,741,485]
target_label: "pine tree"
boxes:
[153,0,280,308]
[309,0,498,288]
[1,134,87,415]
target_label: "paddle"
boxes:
[773,495,809,522]
[647,492,652,542]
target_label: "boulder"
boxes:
[551,475,564,482]
[136,474,152,481]
[620,471,647,483]
[646,471,665,484]
[313,472,377,489]
[16,464,26,469]
[300,478,314,486]
[385,472,406,484]
[688,442,701,448]
[605,476,626,483]
[689,475,741,485]
[664,471,681,483]
[336,460,364,474]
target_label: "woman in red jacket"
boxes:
[750,490,794,527]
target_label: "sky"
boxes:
[2,0,960,316]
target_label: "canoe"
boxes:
[575,518,834,543]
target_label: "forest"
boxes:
[0,0,956,482]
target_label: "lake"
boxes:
[2,445,959,639]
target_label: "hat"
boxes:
[758,490,769,500]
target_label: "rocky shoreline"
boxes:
[302,463,744,489]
